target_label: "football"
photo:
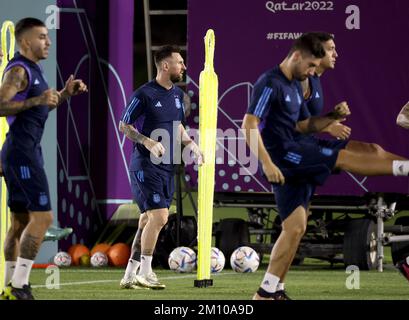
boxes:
[168,246,197,273]
[210,247,225,273]
[90,251,108,267]
[53,251,72,267]
[230,246,260,273]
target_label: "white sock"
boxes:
[138,255,153,276]
[392,161,409,176]
[124,259,140,280]
[4,261,16,287]
[260,272,280,293]
[11,257,34,289]
[277,282,285,291]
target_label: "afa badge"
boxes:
[153,193,161,204]
[39,193,49,206]
[175,97,181,109]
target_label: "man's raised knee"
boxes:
[369,143,385,156]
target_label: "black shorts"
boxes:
[2,164,51,212]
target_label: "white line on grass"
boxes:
[31,272,239,288]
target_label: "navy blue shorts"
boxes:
[130,165,174,213]
[2,164,51,212]
[271,140,341,186]
[273,182,315,221]
[295,134,349,151]
[267,139,342,220]
[316,138,349,151]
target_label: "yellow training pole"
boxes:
[194,29,218,287]
[0,20,15,290]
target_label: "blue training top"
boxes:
[1,52,50,167]
[304,74,324,117]
[295,73,324,142]
[247,65,307,160]
[121,80,185,172]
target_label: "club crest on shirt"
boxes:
[175,97,182,109]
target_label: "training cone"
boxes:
[91,243,111,256]
[107,243,131,267]
[68,244,90,266]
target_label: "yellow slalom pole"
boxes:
[0,20,15,290]
[194,29,218,287]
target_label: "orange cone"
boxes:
[107,243,131,267]
[91,243,111,256]
[68,244,90,266]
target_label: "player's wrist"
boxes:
[60,88,70,100]
[183,139,194,147]
[140,136,151,147]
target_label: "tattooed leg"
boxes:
[3,213,29,286]
[131,213,148,261]
[18,211,53,260]
[10,211,53,288]
[4,213,29,261]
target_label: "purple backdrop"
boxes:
[57,0,134,249]
[186,0,409,196]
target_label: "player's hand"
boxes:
[262,161,285,185]
[327,121,351,140]
[64,75,88,96]
[332,101,351,119]
[144,138,166,158]
[40,88,61,108]
[185,141,204,165]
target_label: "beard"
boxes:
[170,73,183,83]
[294,73,308,81]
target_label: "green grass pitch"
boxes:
[29,261,408,300]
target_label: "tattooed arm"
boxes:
[0,66,60,116]
[119,121,165,157]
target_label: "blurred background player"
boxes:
[299,32,406,161]
[270,32,408,295]
[243,34,334,300]
[119,45,202,290]
[0,17,87,300]
[243,33,409,300]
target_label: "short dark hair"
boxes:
[154,45,181,65]
[15,17,45,42]
[306,32,334,43]
[288,33,326,59]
